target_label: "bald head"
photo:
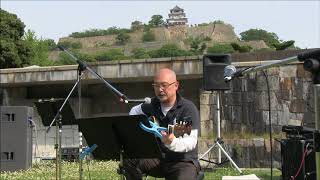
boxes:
[153,68,179,106]
[154,68,177,82]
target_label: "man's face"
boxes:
[153,72,179,104]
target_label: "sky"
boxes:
[2,1,320,49]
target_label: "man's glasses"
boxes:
[152,82,176,89]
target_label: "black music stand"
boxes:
[34,100,77,126]
[78,115,162,179]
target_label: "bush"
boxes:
[69,27,132,38]
[142,30,155,42]
[95,49,126,61]
[207,43,235,54]
[116,32,130,45]
[230,43,252,53]
[148,44,194,58]
[273,40,295,51]
[131,48,150,59]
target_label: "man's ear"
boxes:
[175,81,180,89]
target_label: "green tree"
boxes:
[131,20,143,31]
[95,49,126,61]
[142,30,155,42]
[240,29,279,48]
[272,40,295,50]
[207,43,235,54]
[148,15,165,27]
[230,43,252,53]
[23,29,55,66]
[116,32,130,45]
[0,9,32,68]
[44,39,57,51]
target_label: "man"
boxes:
[125,68,201,180]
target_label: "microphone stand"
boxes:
[54,46,142,180]
[46,66,85,180]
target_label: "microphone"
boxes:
[124,97,151,104]
[224,65,237,82]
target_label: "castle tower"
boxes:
[167,6,188,26]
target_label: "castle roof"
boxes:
[171,6,184,13]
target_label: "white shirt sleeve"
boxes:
[165,129,198,152]
[129,104,145,115]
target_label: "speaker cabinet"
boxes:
[281,139,316,180]
[203,54,231,90]
[0,106,33,172]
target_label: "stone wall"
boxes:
[199,63,314,139]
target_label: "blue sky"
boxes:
[2,1,320,48]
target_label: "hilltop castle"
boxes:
[167,6,188,26]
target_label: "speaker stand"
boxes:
[199,92,242,174]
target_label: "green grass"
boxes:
[0,160,281,180]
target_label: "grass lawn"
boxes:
[0,160,281,180]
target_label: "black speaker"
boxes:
[281,139,316,180]
[203,54,231,90]
[0,106,33,172]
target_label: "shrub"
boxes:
[131,48,150,59]
[207,43,235,54]
[230,43,252,53]
[95,49,126,61]
[148,44,194,58]
[116,32,130,45]
[142,31,155,42]
[69,27,132,38]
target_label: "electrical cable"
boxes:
[291,143,310,180]
[262,70,273,180]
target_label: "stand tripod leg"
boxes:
[198,143,217,160]
[79,132,83,180]
[215,141,242,174]
[55,125,59,180]
[118,150,126,180]
[57,115,63,180]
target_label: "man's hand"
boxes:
[161,131,175,145]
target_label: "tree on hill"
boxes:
[272,40,295,51]
[95,49,126,61]
[148,15,165,27]
[142,30,155,42]
[187,37,207,54]
[116,32,130,45]
[148,44,193,58]
[240,29,280,48]
[0,9,32,68]
[131,20,143,31]
[230,43,252,53]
